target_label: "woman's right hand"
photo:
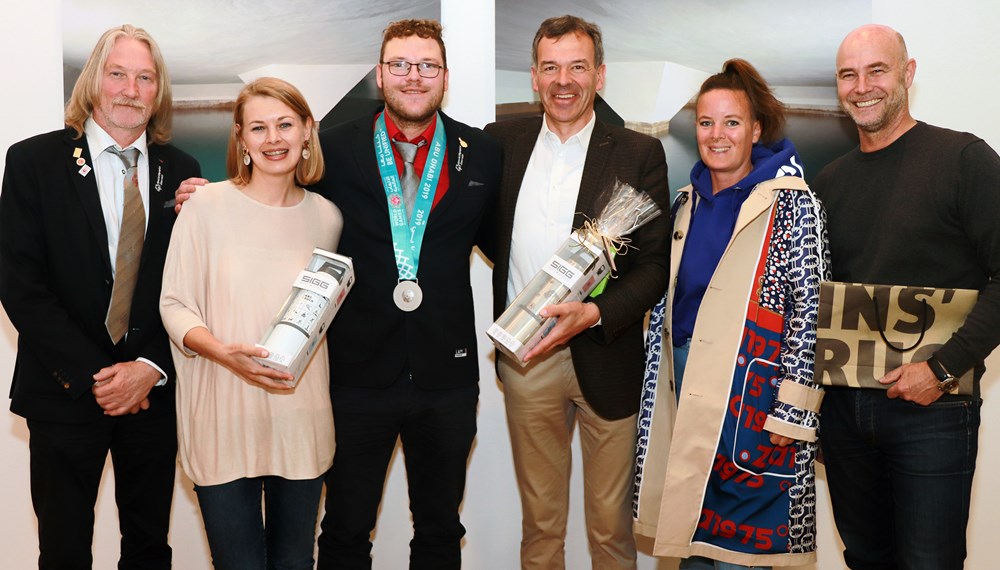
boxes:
[215,343,295,391]
[768,432,796,447]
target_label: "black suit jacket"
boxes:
[0,127,201,423]
[315,109,501,390]
[483,117,670,419]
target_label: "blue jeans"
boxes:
[680,555,769,570]
[820,389,980,570]
[673,340,691,403]
[195,475,324,570]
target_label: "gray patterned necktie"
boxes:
[392,140,420,219]
[105,146,144,344]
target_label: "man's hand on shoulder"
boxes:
[92,361,161,416]
[173,177,209,214]
[879,361,944,406]
[522,301,601,362]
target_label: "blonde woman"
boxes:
[160,77,341,570]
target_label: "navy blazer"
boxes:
[315,109,502,390]
[0,127,201,422]
[484,117,670,419]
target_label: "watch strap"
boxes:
[926,356,954,382]
[927,356,959,393]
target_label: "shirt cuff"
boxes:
[137,357,168,387]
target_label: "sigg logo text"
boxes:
[300,276,330,290]
[549,260,576,280]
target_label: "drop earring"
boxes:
[302,141,311,160]
[242,146,251,166]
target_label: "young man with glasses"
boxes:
[484,14,670,570]
[312,19,502,570]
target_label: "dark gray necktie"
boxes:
[393,140,420,219]
[105,146,143,344]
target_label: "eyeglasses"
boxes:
[381,60,444,78]
[536,63,593,76]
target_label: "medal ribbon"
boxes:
[374,112,446,280]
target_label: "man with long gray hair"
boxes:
[0,24,200,568]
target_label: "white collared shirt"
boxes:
[84,117,150,276]
[507,113,597,304]
[84,118,165,382]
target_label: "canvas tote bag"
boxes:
[814,281,978,395]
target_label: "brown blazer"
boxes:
[484,117,670,419]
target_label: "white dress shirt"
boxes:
[507,114,596,305]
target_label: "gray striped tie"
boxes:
[393,140,419,219]
[105,146,144,344]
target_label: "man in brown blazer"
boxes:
[483,15,669,570]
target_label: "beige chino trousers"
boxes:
[499,347,638,570]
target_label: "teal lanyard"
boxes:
[373,112,446,280]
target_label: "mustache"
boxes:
[112,97,148,110]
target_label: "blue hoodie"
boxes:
[671,138,804,347]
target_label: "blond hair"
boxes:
[64,24,173,144]
[227,77,324,186]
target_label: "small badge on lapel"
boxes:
[155,165,164,193]
[456,137,468,172]
[74,147,89,175]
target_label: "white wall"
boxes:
[2,2,999,569]
[0,2,70,567]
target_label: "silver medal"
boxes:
[393,280,423,312]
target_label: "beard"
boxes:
[99,96,152,131]
[382,86,444,130]
[843,81,907,133]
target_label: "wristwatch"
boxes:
[926,356,960,393]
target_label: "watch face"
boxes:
[939,378,960,393]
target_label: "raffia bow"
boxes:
[577,216,635,276]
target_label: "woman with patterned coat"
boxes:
[633,59,830,568]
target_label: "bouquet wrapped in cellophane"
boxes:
[487,180,661,365]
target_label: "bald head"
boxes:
[835,24,916,149]
[838,24,908,69]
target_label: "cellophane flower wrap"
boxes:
[487,180,661,364]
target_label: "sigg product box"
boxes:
[486,180,662,366]
[255,248,354,386]
[487,231,610,365]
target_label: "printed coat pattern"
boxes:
[634,175,829,567]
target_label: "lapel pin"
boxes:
[73,147,83,158]
[456,137,467,172]
[76,157,86,166]
[78,164,91,177]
